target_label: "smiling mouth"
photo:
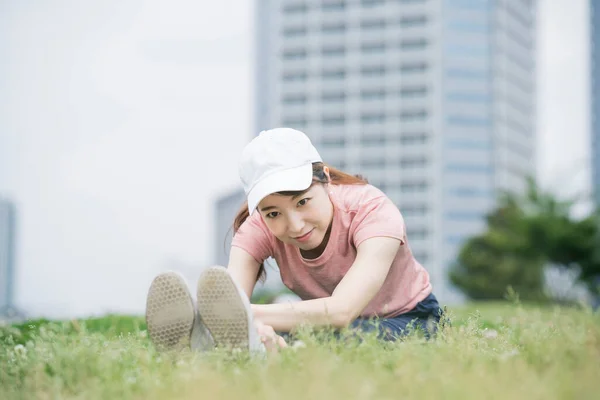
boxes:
[294,229,313,241]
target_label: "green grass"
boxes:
[1,302,599,400]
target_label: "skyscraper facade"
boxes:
[592,0,600,203]
[253,0,537,302]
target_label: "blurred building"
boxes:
[214,189,246,267]
[251,0,537,303]
[0,197,22,320]
[592,0,600,203]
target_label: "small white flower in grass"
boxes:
[291,340,306,350]
[138,330,147,338]
[482,329,498,339]
[14,344,27,357]
[499,349,520,361]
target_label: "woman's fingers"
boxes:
[254,321,287,351]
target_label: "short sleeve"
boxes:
[351,196,406,248]
[231,212,274,264]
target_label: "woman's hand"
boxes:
[253,319,287,352]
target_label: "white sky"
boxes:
[0,0,592,318]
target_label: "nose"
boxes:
[287,212,305,235]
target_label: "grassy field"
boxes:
[1,301,599,400]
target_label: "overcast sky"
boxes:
[0,0,592,318]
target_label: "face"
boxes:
[257,183,334,251]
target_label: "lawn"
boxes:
[1,301,598,400]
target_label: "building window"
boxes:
[321,136,346,147]
[282,26,307,37]
[408,228,428,240]
[400,181,428,192]
[322,68,346,80]
[445,211,483,220]
[361,42,386,53]
[282,48,307,60]
[361,0,385,7]
[447,0,491,10]
[400,133,428,144]
[361,134,387,146]
[446,68,488,79]
[361,65,386,76]
[282,117,307,128]
[361,89,386,100]
[399,15,428,27]
[448,187,494,197]
[282,94,307,105]
[321,91,346,102]
[400,156,427,168]
[445,164,493,173]
[361,19,386,30]
[399,62,428,73]
[446,92,491,102]
[400,109,428,121]
[445,44,489,56]
[283,3,308,14]
[322,115,346,126]
[400,38,428,50]
[446,235,466,245]
[399,85,428,97]
[361,158,386,168]
[361,113,386,124]
[322,45,346,57]
[282,71,308,82]
[322,22,346,34]
[447,115,490,126]
[322,0,346,11]
[402,204,428,216]
[445,139,491,150]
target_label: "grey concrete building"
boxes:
[0,197,22,320]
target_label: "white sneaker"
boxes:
[145,271,214,352]
[196,266,265,353]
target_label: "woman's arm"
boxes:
[251,236,401,332]
[227,246,261,300]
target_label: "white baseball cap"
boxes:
[239,128,322,214]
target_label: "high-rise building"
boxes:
[592,0,600,203]
[0,197,21,319]
[253,0,537,302]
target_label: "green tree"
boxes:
[449,177,600,300]
[449,196,547,301]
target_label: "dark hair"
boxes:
[232,162,368,283]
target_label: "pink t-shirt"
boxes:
[231,184,432,318]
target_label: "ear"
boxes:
[323,165,331,183]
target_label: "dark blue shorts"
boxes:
[348,292,443,340]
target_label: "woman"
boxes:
[145,128,442,353]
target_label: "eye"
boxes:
[266,211,280,219]
[297,198,311,207]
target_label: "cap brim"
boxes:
[248,163,313,214]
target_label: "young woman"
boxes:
[145,128,442,353]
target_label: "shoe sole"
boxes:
[196,266,250,350]
[145,271,195,352]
